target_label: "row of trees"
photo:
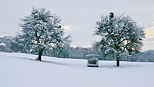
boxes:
[2,37,154,62]
[11,8,144,66]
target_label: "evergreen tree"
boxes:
[95,12,144,66]
[13,8,70,61]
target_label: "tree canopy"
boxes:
[95,12,144,66]
[12,8,70,61]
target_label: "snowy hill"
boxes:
[0,52,154,87]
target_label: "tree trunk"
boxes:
[37,50,43,61]
[116,57,120,67]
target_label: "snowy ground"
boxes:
[0,52,154,87]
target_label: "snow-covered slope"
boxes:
[0,52,154,87]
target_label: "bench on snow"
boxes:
[86,54,99,67]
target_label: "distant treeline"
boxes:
[1,36,154,62]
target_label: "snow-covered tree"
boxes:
[95,12,144,66]
[13,8,70,61]
[50,35,71,58]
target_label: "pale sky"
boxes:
[0,0,154,51]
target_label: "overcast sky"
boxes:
[0,0,154,51]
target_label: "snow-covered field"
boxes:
[0,52,154,87]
